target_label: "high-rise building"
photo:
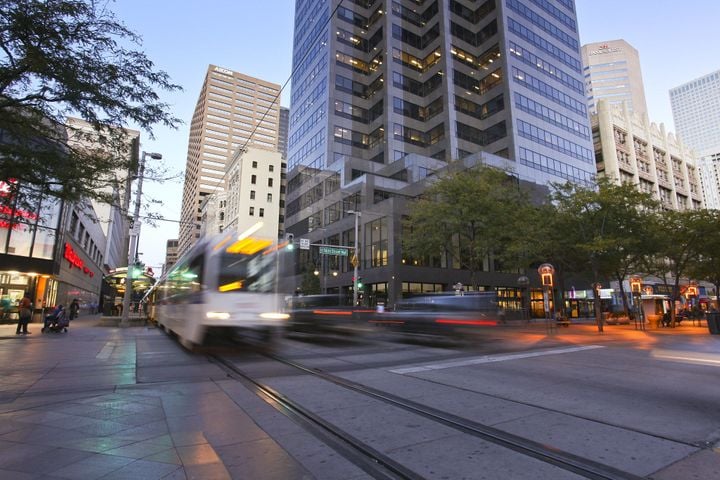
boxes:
[581,40,648,118]
[698,152,720,210]
[592,100,703,211]
[278,107,289,160]
[178,65,282,257]
[163,239,179,274]
[669,70,720,156]
[285,0,593,305]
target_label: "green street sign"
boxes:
[319,246,349,256]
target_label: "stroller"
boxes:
[42,306,70,333]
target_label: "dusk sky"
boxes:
[109,0,720,270]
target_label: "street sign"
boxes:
[319,246,349,256]
[350,253,359,267]
[299,238,310,250]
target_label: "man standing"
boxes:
[15,292,32,335]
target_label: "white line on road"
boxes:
[389,345,605,374]
[96,341,116,360]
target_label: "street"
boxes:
[0,319,718,479]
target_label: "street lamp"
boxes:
[629,275,644,331]
[121,151,162,327]
[537,263,554,331]
[348,210,361,307]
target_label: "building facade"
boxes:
[581,39,648,118]
[285,0,593,305]
[224,148,282,240]
[669,69,720,157]
[698,152,720,210]
[178,65,282,257]
[592,100,703,211]
[163,239,179,275]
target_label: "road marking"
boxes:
[390,345,605,374]
[96,341,116,359]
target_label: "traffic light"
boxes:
[129,262,144,279]
[357,277,363,289]
[286,233,295,250]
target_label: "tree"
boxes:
[403,164,533,290]
[641,209,714,326]
[545,178,659,331]
[689,209,720,310]
[0,0,181,209]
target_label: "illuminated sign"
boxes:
[64,243,95,277]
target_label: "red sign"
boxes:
[64,243,95,277]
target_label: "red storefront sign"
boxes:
[64,243,94,277]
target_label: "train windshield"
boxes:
[217,250,276,293]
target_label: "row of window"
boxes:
[288,130,326,170]
[517,120,593,163]
[450,44,501,71]
[335,98,383,123]
[392,47,442,74]
[68,211,103,267]
[506,0,578,51]
[393,96,444,122]
[392,0,438,27]
[448,0,495,24]
[507,18,581,73]
[336,74,384,100]
[514,93,590,140]
[450,20,498,48]
[291,55,327,106]
[392,23,440,50]
[527,0,576,31]
[454,68,503,96]
[518,147,594,186]
[288,102,326,149]
[509,42,583,94]
[455,94,504,121]
[456,120,506,146]
[512,67,587,116]
[393,122,444,147]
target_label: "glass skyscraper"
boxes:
[670,70,720,157]
[286,0,593,305]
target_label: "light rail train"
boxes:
[147,225,292,350]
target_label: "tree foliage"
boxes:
[403,165,533,289]
[0,0,181,207]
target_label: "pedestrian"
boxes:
[42,305,65,332]
[15,292,32,335]
[69,299,80,320]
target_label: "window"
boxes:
[259,208,265,218]
[251,174,257,184]
[252,161,258,168]
[249,206,255,216]
[269,165,274,172]
[268,178,274,187]
[267,193,272,202]
[250,190,256,200]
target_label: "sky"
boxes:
[108,0,720,271]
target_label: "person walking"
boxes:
[15,292,32,335]
[69,299,80,320]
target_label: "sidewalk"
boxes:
[0,316,339,479]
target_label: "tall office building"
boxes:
[669,69,720,156]
[698,153,720,210]
[178,65,282,256]
[285,0,593,305]
[581,39,648,118]
[278,107,290,160]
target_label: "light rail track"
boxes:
[210,353,646,480]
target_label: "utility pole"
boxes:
[349,210,360,307]
[120,151,161,327]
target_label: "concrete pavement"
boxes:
[0,315,715,479]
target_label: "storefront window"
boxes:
[37,196,62,228]
[0,226,7,254]
[32,227,56,259]
[7,222,34,257]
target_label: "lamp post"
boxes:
[348,210,361,307]
[537,263,555,332]
[629,275,644,331]
[120,151,162,327]
[593,282,604,332]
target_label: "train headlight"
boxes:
[206,311,231,320]
[260,312,290,320]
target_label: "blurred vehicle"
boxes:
[286,294,372,336]
[149,224,291,350]
[374,292,505,338]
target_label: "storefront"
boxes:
[0,181,105,320]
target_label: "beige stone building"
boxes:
[592,100,703,210]
[178,65,281,257]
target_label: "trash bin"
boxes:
[707,312,720,334]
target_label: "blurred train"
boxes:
[146,224,292,350]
